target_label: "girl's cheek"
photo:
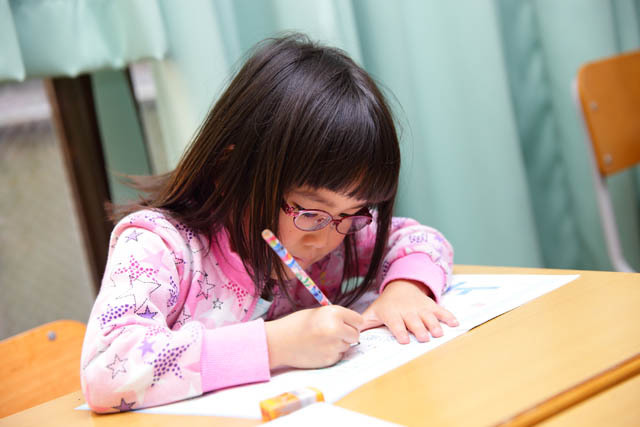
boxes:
[277,223,297,247]
[323,233,346,256]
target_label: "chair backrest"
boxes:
[574,50,640,272]
[0,320,86,417]
[576,50,640,177]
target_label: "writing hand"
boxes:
[265,305,363,369]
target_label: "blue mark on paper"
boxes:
[444,281,500,295]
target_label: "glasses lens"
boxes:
[294,210,332,231]
[336,216,372,234]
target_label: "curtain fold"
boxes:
[1,0,167,80]
[498,0,588,268]
[2,0,638,270]
[352,0,543,266]
[0,0,24,80]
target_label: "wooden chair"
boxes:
[0,320,86,417]
[573,50,640,272]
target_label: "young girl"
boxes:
[81,33,457,413]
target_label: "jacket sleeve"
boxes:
[353,216,454,302]
[80,220,269,413]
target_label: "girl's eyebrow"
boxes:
[293,191,366,211]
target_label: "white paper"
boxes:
[263,402,405,426]
[78,274,578,418]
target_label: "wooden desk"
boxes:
[539,373,640,426]
[2,266,639,427]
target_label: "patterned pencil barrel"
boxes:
[261,229,331,306]
[260,387,325,421]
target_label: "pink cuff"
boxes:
[200,319,271,392]
[379,253,446,303]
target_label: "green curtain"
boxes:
[497,0,640,269]
[1,0,166,79]
[2,0,639,270]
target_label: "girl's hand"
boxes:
[265,305,363,369]
[361,280,458,344]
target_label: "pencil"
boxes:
[261,229,332,306]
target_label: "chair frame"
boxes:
[572,50,640,272]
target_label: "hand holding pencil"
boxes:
[261,229,362,370]
[263,302,363,370]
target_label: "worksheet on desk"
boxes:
[78,274,579,419]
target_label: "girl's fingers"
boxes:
[323,306,361,344]
[334,306,365,330]
[403,312,430,342]
[339,323,360,345]
[420,311,443,338]
[382,311,410,344]
[338,340,353,353]
[435,306,459,327]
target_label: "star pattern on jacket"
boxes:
[106,354,128,379]
[196,272,215,300]
[112,398,135,412]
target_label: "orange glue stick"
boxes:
[260,387,325,421]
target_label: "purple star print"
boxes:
[112,398,135,412]
[137,305,158,319]
[151,343,190,386]
[138,337,155,357]
[99,303,133,328]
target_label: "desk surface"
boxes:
[2,265,639,427]
[539,373,640,427]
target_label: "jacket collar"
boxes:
[210,228,257,296]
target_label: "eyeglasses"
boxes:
[282,202,372,235]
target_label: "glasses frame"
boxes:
[281,201,372,235]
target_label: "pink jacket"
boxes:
[80,209,453,413]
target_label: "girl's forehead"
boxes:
[287,186,368,210]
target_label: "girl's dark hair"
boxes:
[116,33,401,307]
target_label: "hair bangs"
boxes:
[278,65,400,207]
